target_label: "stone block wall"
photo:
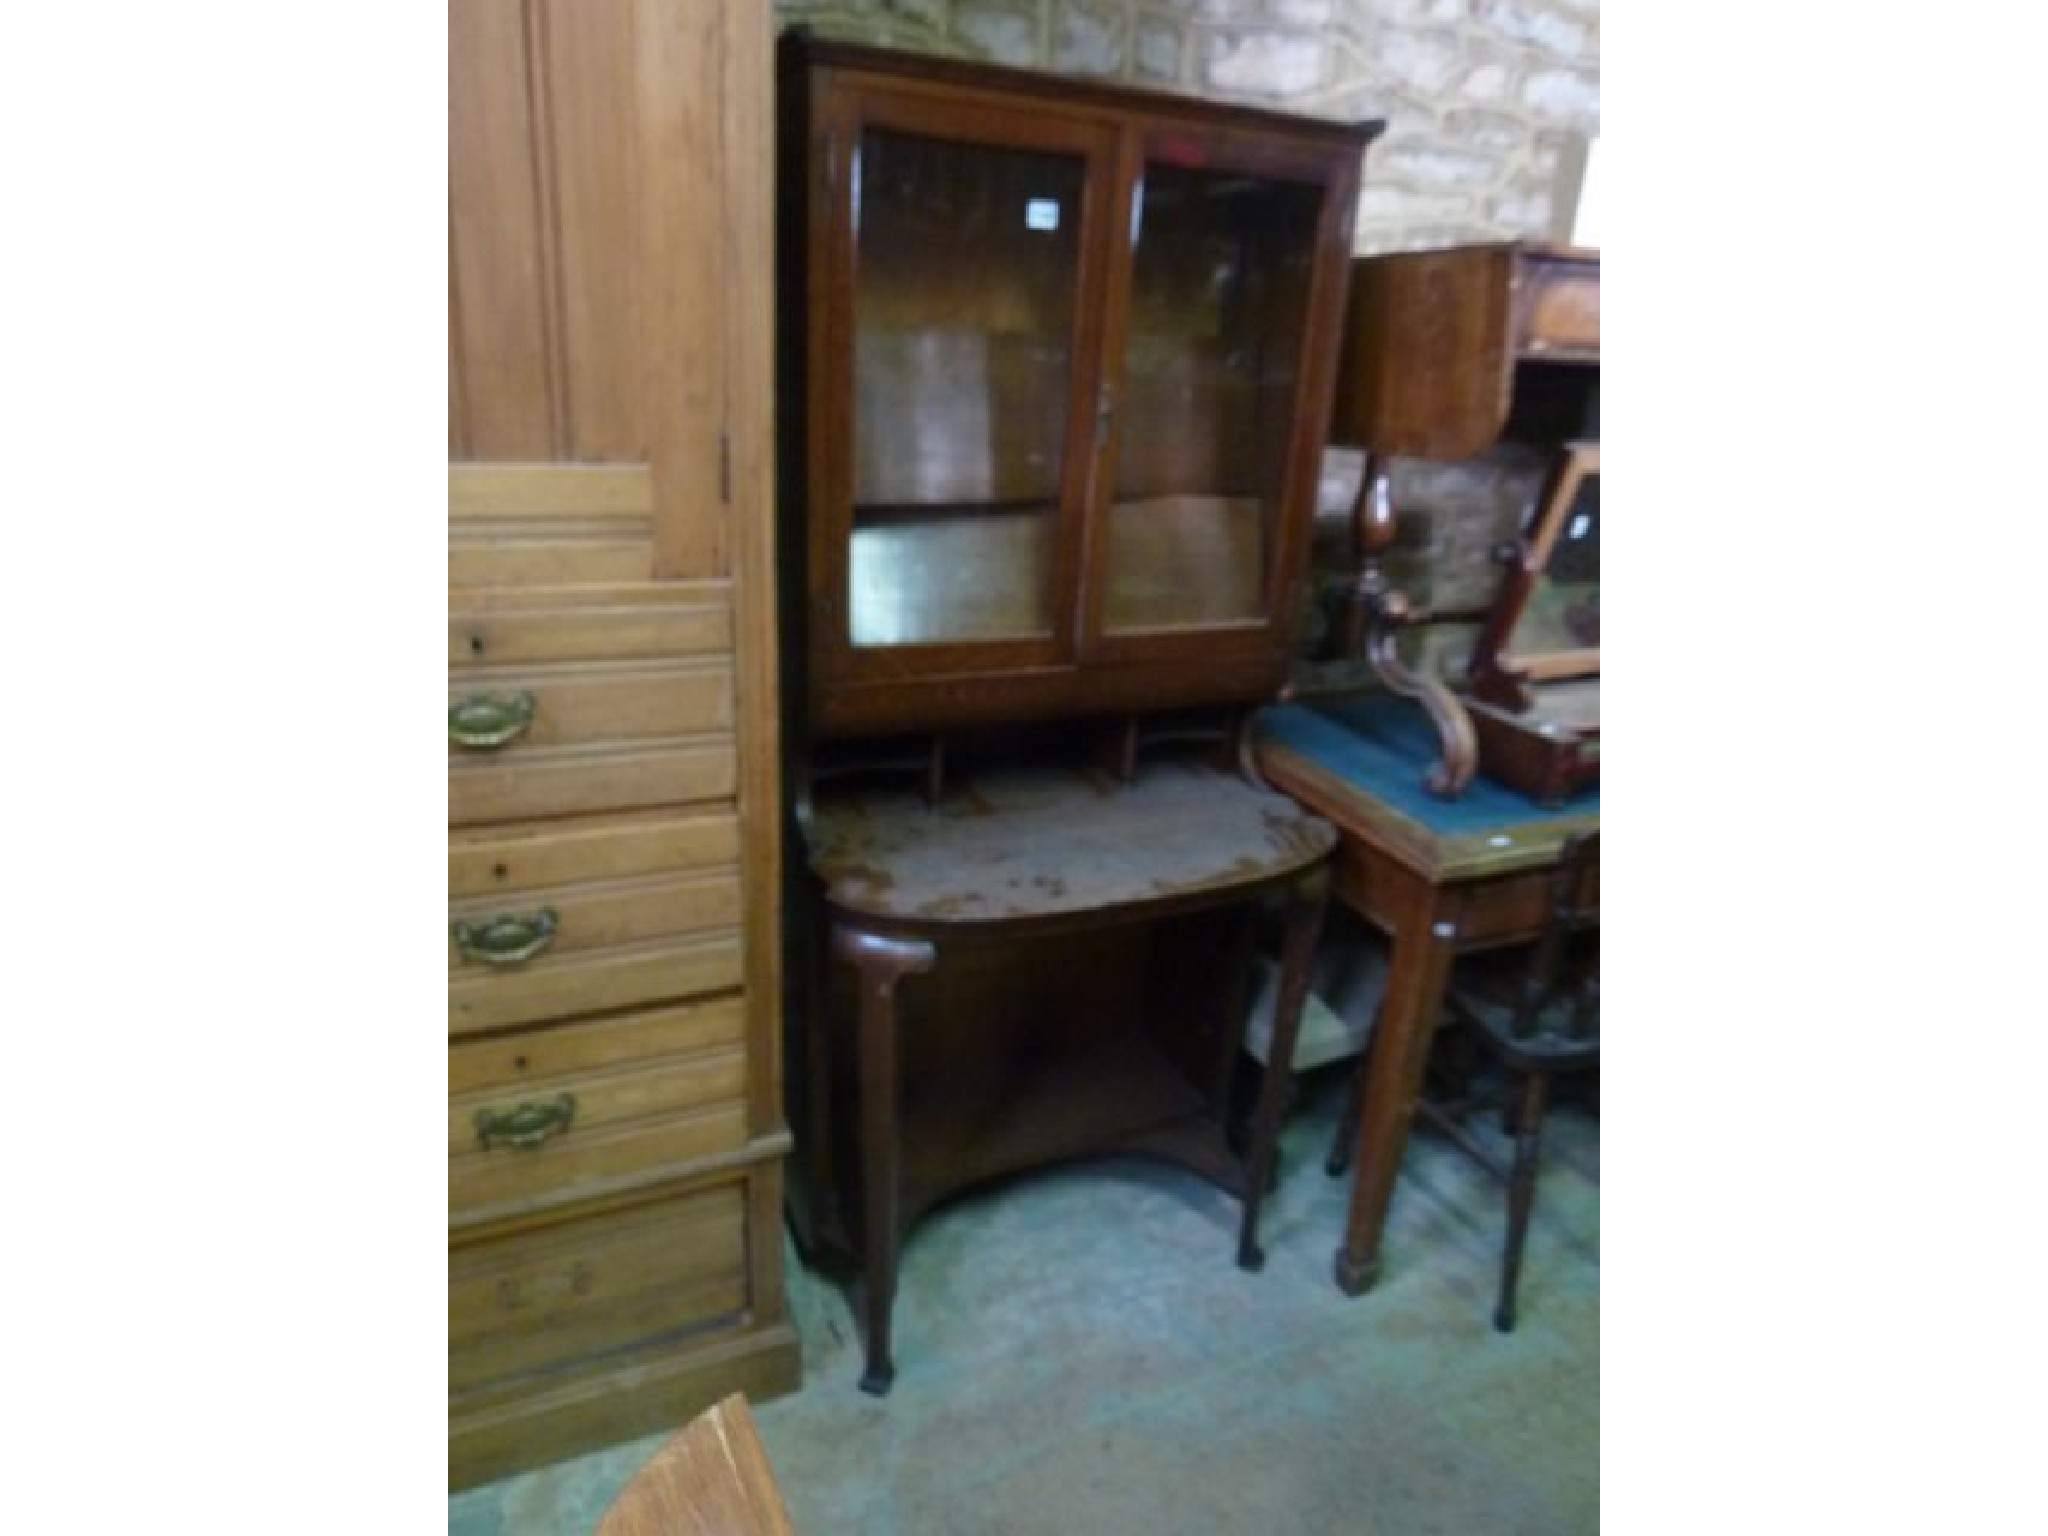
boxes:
[775,0,1597,250]
[774,0,1600,684]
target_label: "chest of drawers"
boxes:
[447,490,795,1490]
[447,0,793,1483]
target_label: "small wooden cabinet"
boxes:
[781,34,1377,739]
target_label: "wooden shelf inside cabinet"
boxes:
[1327,241,1599,804]
[778,32,1377,1394]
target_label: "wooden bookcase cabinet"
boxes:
[781,33,1379,740]
[777,35,1380,1391]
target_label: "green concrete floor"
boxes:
[450,1064,1598,1534]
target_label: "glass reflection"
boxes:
[1104,162,1321,632]
[849,129,1084,646]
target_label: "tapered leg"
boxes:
[1324,1024,1367,1177]
[833,921,935,1395]
[1495,1069,1551,1333]
[1335,872,1459,1296]
[1238,865,1328,1271]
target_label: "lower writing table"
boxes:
[1252,691,1598,1294]
[791,755,1333,1391]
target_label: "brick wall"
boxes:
[775,0,1600,683]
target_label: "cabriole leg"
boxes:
[832,921,935,1394]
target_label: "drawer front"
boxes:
[451,995,745,1096]
[452,1074,746,1222]
[449,868,739,973]
[451,586,732,670]
[450,997,750,1222]
[450,806,739,901]
[449,1180,748,1394]
[451,1041,744,1156]
[450,932,744,1036]
[1452,864,1600,949]
[1519,257,1599,355]
[452,1100,746,1222]
[449,739,735,827]
[448,659,732,753]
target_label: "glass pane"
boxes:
[1509,470,1599,658]
[1104,162,1323,632]
[849,128,1085,646]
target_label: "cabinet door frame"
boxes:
[1078,120,1361,669]
[804,77,1123,688]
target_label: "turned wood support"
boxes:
[831,921,936,1396]
[1334,452,1478,800]
[1236,863,1330,1271]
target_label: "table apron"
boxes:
[1334,847,1597,953]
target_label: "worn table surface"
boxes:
[807,759,1335,924]
[1257,692,1596,880]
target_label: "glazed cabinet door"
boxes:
[1089,128,1359,660]
[806,84,1120,683]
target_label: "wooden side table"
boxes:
[798,757,1333,1392]
[1251,693,1597,1295]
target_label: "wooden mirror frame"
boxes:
[1468,440,1598,713]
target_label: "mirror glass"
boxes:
[1507,464,1599,662]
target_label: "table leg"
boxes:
[1238,864,1328,1271]
[1334,878,1458,1296]
[832,921,935,1395]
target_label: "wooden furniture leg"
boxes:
[1323,1004,1375,1177]
[1334,875,1459,1295]
[831,921,935,1395]
[1495,1068,1551,1333]
[1237,865,1328,1271]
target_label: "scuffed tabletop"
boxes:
[808,759,1334,924]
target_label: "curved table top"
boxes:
[807,760,1334,926]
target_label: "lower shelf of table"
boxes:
[896,1025,1239,1229]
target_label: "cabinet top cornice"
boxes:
[779,28,1385,150]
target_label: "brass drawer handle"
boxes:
[451,907,559,966]
[475,1092,576,1151]
[449,690,536,748]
